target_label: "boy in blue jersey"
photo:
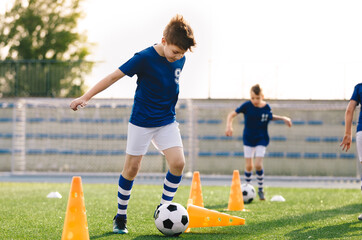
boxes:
[70,15,196,233]
[225,84,292,200]
[340,83,362,221]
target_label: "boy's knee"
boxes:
[255,164,263,171]
[245,163,253,172]
[169,158,185,173]
[174,159,185,170]
[123,162,141,179]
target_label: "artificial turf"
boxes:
[1,182,361,239]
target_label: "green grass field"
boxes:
[1,182,362,240]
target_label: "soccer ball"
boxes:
[241,183,256,203]
[154,202,189,236]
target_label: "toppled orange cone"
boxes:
[61,176,89,240]
[227,170,246,211]
[185,204,245,232]
[187,171,204,207]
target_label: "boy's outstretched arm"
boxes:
[340,100,357,152]
[70,69,125,111]
[272,115,292,127]
[225,111,237,136]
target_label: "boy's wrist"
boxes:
[81,94,91,102]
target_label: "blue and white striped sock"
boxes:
[244,170,252,184]
[116,175,134,220]
[161,170,182,205]
[256,169,264,192]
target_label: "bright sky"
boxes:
[2,0,362,99]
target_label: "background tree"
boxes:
[0,0,93,97]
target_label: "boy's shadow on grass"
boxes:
[254,203,362,239]
[285,221,362,239]
[91,230,232,239]
[90,232,114,239]
[131,232,239,240]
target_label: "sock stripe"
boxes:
[118,203,128,210]
[119,175,133,190]
[164,179,181,189]
[162,194,174,202]
[118,191,131,199]
[163,184,177,193]
[118,187,132,196]
[117,209,127,215]
[165,171,182,183]
[163,189,176,197]
[244,171,252,177]
[118,198,130,206]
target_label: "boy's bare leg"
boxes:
[245,158,253,172]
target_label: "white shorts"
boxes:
[356,131,362,163]
[243,145,266,158]
[126,122,183,156]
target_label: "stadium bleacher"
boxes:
[0,98,357,176]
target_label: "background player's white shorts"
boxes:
[126,122,183,156]
[356,131,362,163]
[244,145,266,158]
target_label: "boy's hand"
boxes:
[340,134,352,152]
[70,97,87,111]
[225,128,233,137]
[284,117,292,127]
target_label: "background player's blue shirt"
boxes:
[235,101,273,147]
[119,46,185,127]
[350,83,362,132]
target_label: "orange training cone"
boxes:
[187,171,204,207]
[185,204,245,232]
[61,176,89,240]
[227,170,246,211]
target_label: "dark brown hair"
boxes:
[251,84,262,95]
[163,14,196,52]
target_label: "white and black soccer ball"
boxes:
[241,183,256,203]
[154,202,189,236]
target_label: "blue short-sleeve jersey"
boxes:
[119,46,185,127]
[235,101,273,147]
[350,83,362,132]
